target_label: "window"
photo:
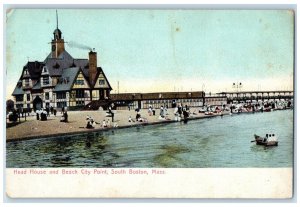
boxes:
[57,102,67,108]
[16,95,23,102]
[75,79,84,85]
[76,101,85,106]
[99,79,105,85]
[27,94,30,101]
[43,77,50,85]
[56,92,66,99]
[76,90,84,98]
[45,92,49,100]
[43,67,48,73]
[16,104,23,109]
[25,79,30,87]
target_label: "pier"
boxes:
[216,90,293,103]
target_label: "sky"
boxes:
[5,9,294,99]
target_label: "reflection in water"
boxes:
[7,110,293,168]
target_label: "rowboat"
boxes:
[252,134,278,146]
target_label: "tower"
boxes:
[51,10,65,58]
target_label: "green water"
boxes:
[6,110,293,168]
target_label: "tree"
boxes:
[6,99,14,112]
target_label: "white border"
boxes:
[1,0,298,206]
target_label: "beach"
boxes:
[6,107,225,141]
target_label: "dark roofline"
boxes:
[98,67,112,90]
[217,90,294,94]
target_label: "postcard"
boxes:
[5,8,294,198]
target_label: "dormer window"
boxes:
[24,79,30,87]
[43,67,48,73]
[53,62,60,69]
[43,76,50,85]
[24,69,28,75]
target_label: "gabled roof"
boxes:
[44,50,89,77]
[94,67,113,90]
[12,85,24,95]
[53,67,81,92]
[23,61,44,79]
[32,81,41,90]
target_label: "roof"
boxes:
[98,67,112,90]
[12,85,24,95]
[110,91,204,101]
[217,90,294,94]
[23,61,44,79]
[44,51,89,77]
[53,67,80,91]
[32,81,41,90]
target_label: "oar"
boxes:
[250,140,256,142]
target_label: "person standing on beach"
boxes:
[160,105,164,117]
[111,110,114,122]
[46,106,50,117]
[183,108,189,123]
[178,104,182,118]
[148,106,152,116]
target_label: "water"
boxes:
[6,110,293,168]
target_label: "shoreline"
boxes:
[6,109,225,142]
[7,108,291,142]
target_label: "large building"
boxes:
[110,91,205,110]
[12,16,112,111]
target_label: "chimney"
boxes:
[89,49,97,86]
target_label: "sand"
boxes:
[6,107,225,141]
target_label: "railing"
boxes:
[227,95,293,101]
